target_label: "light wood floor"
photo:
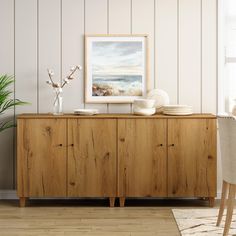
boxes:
[0,199,218,236]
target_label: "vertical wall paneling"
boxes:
[179,0,201,112]
[0,0,14,189]
[84,0,108,113]
[38,0,61,113]
[202,0,217,114]
[217,0,224,114]
[155,0,178,104]
[132,0,155,90]
[62,0,84,112]
[0,0,219,191]
[15,0,37,114]
[109,0,131,34]
[108,0,132,113]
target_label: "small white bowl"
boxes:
[133,99,155,108]
[133,107,156,116]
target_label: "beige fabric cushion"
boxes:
[218,115,236,184]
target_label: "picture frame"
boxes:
[85,34,149,103]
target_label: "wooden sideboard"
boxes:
[17,114,217,207]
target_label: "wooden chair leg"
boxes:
[223,184,236,236]
[217,181,229,226]
[119,197,125,207]
[109,197,115,207]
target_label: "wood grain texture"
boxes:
[118,119,167,197]
[19,197,27,207]
[17,119,67,197]
[167,119,217,197]
[17,116,217,201]
[68,119,117,197]
[17,113,216,119]
[17,120,29,197]
[209,197,215,207]
[0,201,180,235]
[109,197,115,207]
[119,197,126,207]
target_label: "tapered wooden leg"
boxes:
[119,197,125,207]
[208,197,215,207]
[217,181,229,226]
[223,184,236,236]
[109,197,115,207]
[19,197,27,207]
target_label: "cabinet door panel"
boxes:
[68,119,116,197]
[168,119,216,197]
[118,119,167,197]
[23,119,67,197]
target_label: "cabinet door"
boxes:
[168,119,216,197]
[118,119,167,197]
[19,119,67,197]
[68,119,117,197]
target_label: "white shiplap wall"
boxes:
[0,0,14,189]
[0,0,217,189]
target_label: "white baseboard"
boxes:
[0,190,17,199]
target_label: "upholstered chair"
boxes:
[217,116,236,236]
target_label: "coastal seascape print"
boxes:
[85,36,147,103]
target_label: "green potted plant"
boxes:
[0,74,27,132]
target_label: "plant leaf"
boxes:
[0,120,15,133]
[0,74,29,133]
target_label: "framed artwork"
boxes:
[85,34,149,103]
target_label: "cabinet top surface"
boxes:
[17,113,216,119]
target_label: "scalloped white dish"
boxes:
[147,89,170,109]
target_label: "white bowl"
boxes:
[133,99,155,109]
[133,107,156,116]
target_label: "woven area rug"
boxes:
[172,209,236,236]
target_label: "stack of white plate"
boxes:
[74,109,99,115]
[163,105,193,116]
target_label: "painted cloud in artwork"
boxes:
[92,41,143,75]
[91,41,144,97]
